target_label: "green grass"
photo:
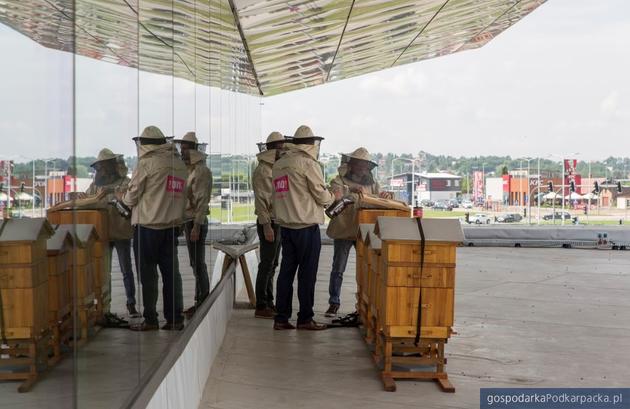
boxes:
[209,204,255,223]
[421,210,467,218]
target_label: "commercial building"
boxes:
[388,172,461,204]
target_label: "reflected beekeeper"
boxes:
[85,148,138,317]
[119,126,188,331]
[271,125,342,330]
[252,132,287,319]
[325,147,382,317]
[173,132,212,319]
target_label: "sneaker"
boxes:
[325,304,339,317]
[255,307,275,319]
[127,304,140,317]
[297,320,327,331]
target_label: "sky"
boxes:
[0,0,629,161]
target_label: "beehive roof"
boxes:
[55,224,99,248]
[375,217,464,243]
[0,218,54,242]
[358,224,374,242]
[47,228,73,252]
[366,231,382,250]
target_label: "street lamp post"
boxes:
[537,157,541,224]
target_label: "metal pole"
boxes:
[6,160,11,214]
[561,159,565,225]
[536,158,540,224]
[32,160,35,215]
[527,160,531,224]
[587,160,591,224]
[51,162,56,208]
[44,161,48,210]
[411,160,415,208]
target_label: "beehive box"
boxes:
[47,209,110,292]
[365,231,382,341]
[356,224,374,307]
[356,208,410,225]
[55,224,98,308]
[0,218,54,339]
[46,228,73,323]
[375,217,463,339]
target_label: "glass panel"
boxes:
[0,2,76,407]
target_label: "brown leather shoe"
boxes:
[129,322,159,332]
[183,305,197,320]
[273,321,296,330]
[325,304,339,317]
[161,322,184,331]
[297,320,328,331]
[255,308,275,319]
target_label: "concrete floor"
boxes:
[0,246,217,409]
[200,246,630,409]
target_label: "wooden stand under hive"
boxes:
[55,224,99,343]
[48,209,111,321]
[372,216,464,392]
[0,218,55,392]
[46,228,74,364]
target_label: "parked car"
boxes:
[542,211,572,221]
[432,201,453,211]
[419,199,434,208]
[469,213,492,224]
[447,199,459,208]
[461,200,473,209]
[496,213,523,223]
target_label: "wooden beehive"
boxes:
[47,209,110,293]
[0,218,54,340]
[356,224,374,308]
[375,217,463,339]
[46,228,73,323]
[365,231,382,341]
[54,224,98,309]
[357,208,410,225]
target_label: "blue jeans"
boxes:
[328,239,355,306]
[110,239,136,306]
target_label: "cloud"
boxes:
[358,67,427,97]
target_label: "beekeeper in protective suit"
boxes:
[172,131,212,318]
[85,149,138,317]
[119,126,188,331]
[252,131,287,319]
[325,147,381,316]
[271,125,342,330]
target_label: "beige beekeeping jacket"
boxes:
[326,164,380,240]
[122,144,188,229]
[271,145,335,229]
[184,150,212,225]
[85,176,134,241]
[252,149,276,225]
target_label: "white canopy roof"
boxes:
[15,192,33,201]
[565,192,583,200]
